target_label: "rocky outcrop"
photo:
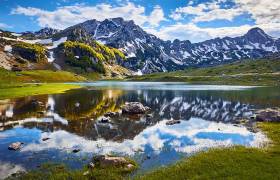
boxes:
[166,120,181,126]
[122,102,150,114]
[8,142,23,151]
[255,108,280,122]
[12,42,47,63]
[92,155,135,170]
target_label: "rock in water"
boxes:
[99,117,110,123]
[122,102,150,114]
[8,142,23,151]
[92,155,133,168]
[72,149,80,153]
[166,120,181,126]
[42,137,50,141]
[255,108,280,122]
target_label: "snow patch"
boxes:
[4,45,12,53]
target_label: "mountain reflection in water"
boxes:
[0,82,279,177]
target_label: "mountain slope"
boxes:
[56,18,280,74]
[1,18,280,75]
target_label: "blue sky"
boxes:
[0,0,279,42]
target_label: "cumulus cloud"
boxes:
[146,23,280,43]
[157,0,280,42]
[170,0,243,23]
[11,2,166,29]
[235,0,280,25]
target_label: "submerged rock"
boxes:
[122,102,150,114]
[255,108,280,122]
[72,149,80,153]
[92,155,134,169]
[8,142,23,151]
[166,120,181,126]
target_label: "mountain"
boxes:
[51,18,279,74]
[1,18,280,74]
[22,27,60,39]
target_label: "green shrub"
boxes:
[13,42,46,62]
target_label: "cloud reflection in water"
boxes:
[21,118,267,155]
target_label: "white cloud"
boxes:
[146,23,280,43]
[170,0,243,23]
[20,118,266,156]
[11,3,166,30]
[0,23,11,29]
[235,0,280,25]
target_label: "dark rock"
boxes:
[122,102,150,114]
[42,137,50,141]
[255,108,280,122]
[166,120,181,126]
[8,142,23,151]
[99,117,110,123]
[72,149,80,153]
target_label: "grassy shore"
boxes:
[7,158,138,180]
[0,68,86,99]
[138,122,280,180]
[0,83,82,100]
[129,59,280,86]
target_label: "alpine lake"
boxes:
[0,81,279,178]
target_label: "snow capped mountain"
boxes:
[22,27,60,39]
[18,18,280,74]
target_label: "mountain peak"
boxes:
[245,27,270,39]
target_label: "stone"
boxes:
[166,120,181,126]
[88,162,95,169]
[99,117,110,123]
[42,137,50,141]
[8,142,23,151]
[92,155,130,168]
[122,102,150,114]
[255,108,280,122]
[72,149,80,153]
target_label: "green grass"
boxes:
[8,158,138,180]
[0,68,86,99]
[138,122,280,180]
[0,68,87,88]
[0,83,82,100]
[129,59,280,86]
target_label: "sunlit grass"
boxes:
[138,123,280,179]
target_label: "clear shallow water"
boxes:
[0,82,279,177]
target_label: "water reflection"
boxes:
[0,82,279,176]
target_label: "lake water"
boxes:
[0,82,279,178]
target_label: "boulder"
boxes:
[255,108,280,122]
[72,149,80,153]
[122,102,150,114]
[42,137,50,141]
[99,117,110,123]
[8,142,23,151]
[92,155,133,168]
[166,120,181,126]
